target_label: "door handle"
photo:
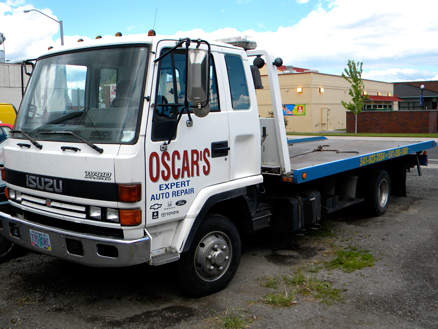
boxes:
[211,141,230,158]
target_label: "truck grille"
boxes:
[20,193,87,219]
[10,193,124,239]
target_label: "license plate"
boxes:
[30,230,52,251]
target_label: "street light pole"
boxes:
[23,9,64,46]
[420,84,425,110]
[59,20,64,46]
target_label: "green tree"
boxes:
[341,60,369,134]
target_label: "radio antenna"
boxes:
[153,8,158,30]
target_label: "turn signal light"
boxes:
[1,167,5,180]
[4,187,8,200]
[118,184,141,202]
[120,209,141,226]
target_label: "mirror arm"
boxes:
[184,40,193,126]
[193,39,211,106]
[154,38,190,63]
[160,39,212,151]
[21,59,36,97]
[162,39,193,151]
[206,42,211,105]
[161,108,184,151]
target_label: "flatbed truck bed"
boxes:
[284,136,436,184]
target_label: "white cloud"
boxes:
[2,0,438,83]
[0,4,61,60]
[296,0,309,4]
[168,0,438,82]
[0,2,12,15]
[6,0,25,6]
[363,68,438,82]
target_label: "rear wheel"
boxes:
[177,214,241,296]
[0,235,18,263]
[365,169,391,216]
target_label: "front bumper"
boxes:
[0,211,151,267]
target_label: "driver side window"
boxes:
[151,50,220,141]
[98,68,117,108]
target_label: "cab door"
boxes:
[145,42,230,226]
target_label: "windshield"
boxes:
[15,46,149,144]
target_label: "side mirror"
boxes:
[187,49,210,117]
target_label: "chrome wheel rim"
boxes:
[194,231,232,282]
[378,178,389,208]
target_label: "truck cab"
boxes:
[0,35,270,295]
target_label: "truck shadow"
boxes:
[13,255,181,299]
[7,254,203,327]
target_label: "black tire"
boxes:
[176,214,241,296]
[0,235,18,263]
[365,169,391,216]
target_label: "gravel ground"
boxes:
[1,168,437,329]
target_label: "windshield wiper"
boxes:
[11,130,43,149]
[29,110,85,136]
[40,131,104,154]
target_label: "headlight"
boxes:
[106,208,119,223]
[8,188,16,200]
[89,206,102,219]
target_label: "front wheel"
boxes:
[176,214,241,296]
[365,169,391,216]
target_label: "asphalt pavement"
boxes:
[1,168,438,328]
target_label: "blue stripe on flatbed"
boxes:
[292,140,437,184]
[287,136,327,144]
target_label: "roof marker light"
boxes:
[115,32,122,37]
[215,36,257,51]
[96,35,102,39]
[148,29,156,36]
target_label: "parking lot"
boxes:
[1,167,438,329]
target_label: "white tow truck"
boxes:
[0,34,436,295]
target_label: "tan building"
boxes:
[256,69,398,133]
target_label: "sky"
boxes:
[1,0,438,83]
